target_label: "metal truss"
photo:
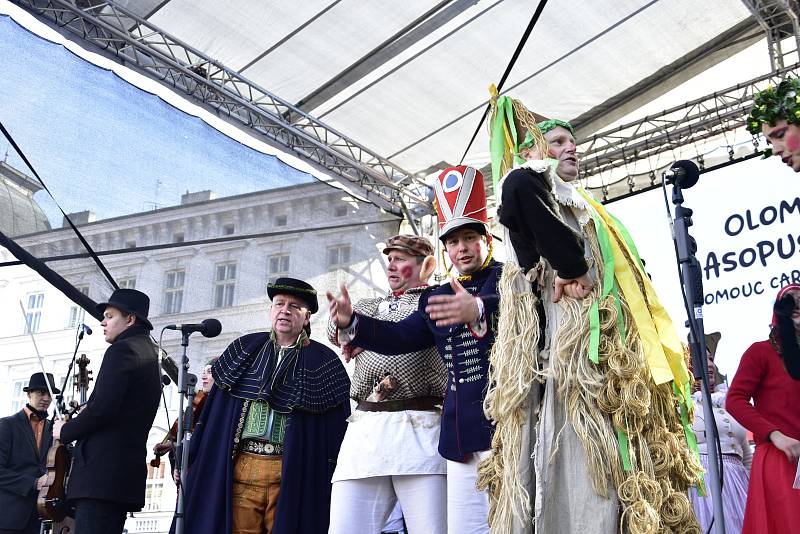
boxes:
[742,0,800,71]
[577,63,800,192]
[11,0,432,216]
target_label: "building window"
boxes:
[67,285,89,329]
[214,262,236,308]
[173,232,185,243]
[267,254,290,283]
[10,379,27,413]
[164,270,185,314]
[125,240,136,249]
[135,519,160,532]
[327,245,351,268]
[143,481,164,512]
[334,205,348,217]
[118,277,136,289]
[274,214,287,227]
[66,306,84,329]
[223,224,235,236]
[24,293,44,334]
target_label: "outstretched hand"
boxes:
[553,272,594,303]
[326,284,354,328]
[425,278,480,327]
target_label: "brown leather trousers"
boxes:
[232,452,283,534]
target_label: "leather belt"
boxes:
[357,396,442,413]
[241,439,284,456]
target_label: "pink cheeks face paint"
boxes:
[763,121,800,172]
[386,250,424,292]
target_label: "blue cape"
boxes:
[176,334,350,534]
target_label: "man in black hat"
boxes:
[0,372,58,534]
[179,277,350,534]
[52,289,161,534]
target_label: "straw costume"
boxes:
[477,89,702,534]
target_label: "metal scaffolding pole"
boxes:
[11,0,433,216]
[577,63,800,199]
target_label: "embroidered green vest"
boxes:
[242,400,288,444]
[241,330,307,444]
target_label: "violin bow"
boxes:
[18,299,63,421]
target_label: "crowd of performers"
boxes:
[2,82,800,534]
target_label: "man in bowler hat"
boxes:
[0,372,58,534]
[53,289,161,534]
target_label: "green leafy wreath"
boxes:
[747,77,800,135]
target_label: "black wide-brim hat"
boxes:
[96,288,153,330]
[24,372,61,394]
[267,277,319,314]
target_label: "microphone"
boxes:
[664,160,700,189]
[160,356,179,384]
[81,324,93,335]
[165,318,222,338]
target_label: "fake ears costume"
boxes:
[478,92,703,533]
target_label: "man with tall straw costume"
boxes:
[747,76,800,173]
[328,166,502,534]
[476,88,702,533]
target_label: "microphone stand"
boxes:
[671,181,726,534]
[173,330,197,534]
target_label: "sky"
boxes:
[0,13,314,227]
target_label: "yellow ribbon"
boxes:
[578,190,691,401]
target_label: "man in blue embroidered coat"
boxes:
[180,278,350,534]
[328,166,500,534]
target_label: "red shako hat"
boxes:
[433,166,488,240]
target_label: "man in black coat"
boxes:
[53,289,161,534]
[0,372,58,534]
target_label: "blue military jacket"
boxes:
[350,260,501,462]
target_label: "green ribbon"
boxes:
[489,95,519,192]
[584,200,631,471]
[675,382,705,496]
[586,204,626,364]
[536,118,575,136]
[616,429,632,472]
[609,212,645,272]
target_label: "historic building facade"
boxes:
[0,177,401,532]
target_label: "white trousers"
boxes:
[328,474,447,534]
[446,451,491,534]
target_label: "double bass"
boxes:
[37,354,91,523]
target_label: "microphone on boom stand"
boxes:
[165,318,222,337]
[663,160,726,534]
[166,318,222,534]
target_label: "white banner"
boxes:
[610,156,800,381]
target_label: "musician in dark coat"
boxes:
[0,372,57,534]
[53,289,161,534]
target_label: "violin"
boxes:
[37,354,91,521]
[150,389,207,468]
